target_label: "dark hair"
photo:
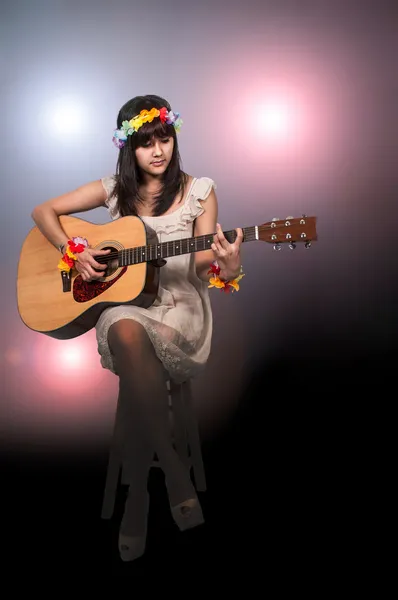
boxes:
[111,94,188,217]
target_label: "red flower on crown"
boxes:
[159,107,168,123]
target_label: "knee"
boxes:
[108,319,151,358]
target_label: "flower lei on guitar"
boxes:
[112,107,183,149]
[208,261,245,293]
[57,237,88,272]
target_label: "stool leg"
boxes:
[101,394,123,519]
[169,380,190,469]
[180,380,207,492]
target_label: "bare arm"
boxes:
[192,188,218,282]
[31,179,112,282]
[31,179,108,253]
[193,188,243,283]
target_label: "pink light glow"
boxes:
[257,99,298,140]
[246,85,307,153]
[1,324,118,444]
[31,331,114,410]
[56,341,88,370]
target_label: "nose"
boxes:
[152,140,162,156]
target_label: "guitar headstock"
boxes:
[258,215,317,250]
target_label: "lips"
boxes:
[151,160,165,166]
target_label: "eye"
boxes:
[161,138,170,143]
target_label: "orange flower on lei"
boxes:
[207,262,245,293]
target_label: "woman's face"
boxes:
[135,135,174,177]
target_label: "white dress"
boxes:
[95,175,216,384]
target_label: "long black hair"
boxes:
[110,94,188,217]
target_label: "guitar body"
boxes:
[17,215,159,339]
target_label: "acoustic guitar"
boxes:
[16,214,317,340]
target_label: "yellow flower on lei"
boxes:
[208,275,225,289]
[57,258,71,272]
[57,245,78,272]
[66,246,77,260]
[208,272,245,293]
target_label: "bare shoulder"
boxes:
[33,179,108,217]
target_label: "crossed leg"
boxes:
[108,319,198,519]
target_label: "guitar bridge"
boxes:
[60,270,72,292]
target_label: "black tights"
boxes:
[108,319,195,521]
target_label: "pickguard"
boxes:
[73,267,127,302]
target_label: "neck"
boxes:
[140,171,163,188]
[138,181,162,206]
[113,226,258,266]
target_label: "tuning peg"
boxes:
[305,241,311,248]
[271,217,280,229]
[273,242,282,251]
[289,242,296,250]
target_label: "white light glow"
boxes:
[48,96,84,137]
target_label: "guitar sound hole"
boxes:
[99,246,119,278]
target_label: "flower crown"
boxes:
[112,107,183,148]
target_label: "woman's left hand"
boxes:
[211,223,243,281]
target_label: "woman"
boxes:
[31,94,244,561]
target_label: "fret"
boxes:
[119,227,255,266]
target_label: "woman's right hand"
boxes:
[75,247,111,282]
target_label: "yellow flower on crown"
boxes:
[129,108,161,132]
[129,116,144,131]
[140,108,160,123]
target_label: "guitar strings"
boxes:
[95,222,303,265]
[96,228,258,264]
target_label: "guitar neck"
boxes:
[118,225,258,266]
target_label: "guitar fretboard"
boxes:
[118,226,257,266]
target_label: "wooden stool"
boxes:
[101,377,206,520]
